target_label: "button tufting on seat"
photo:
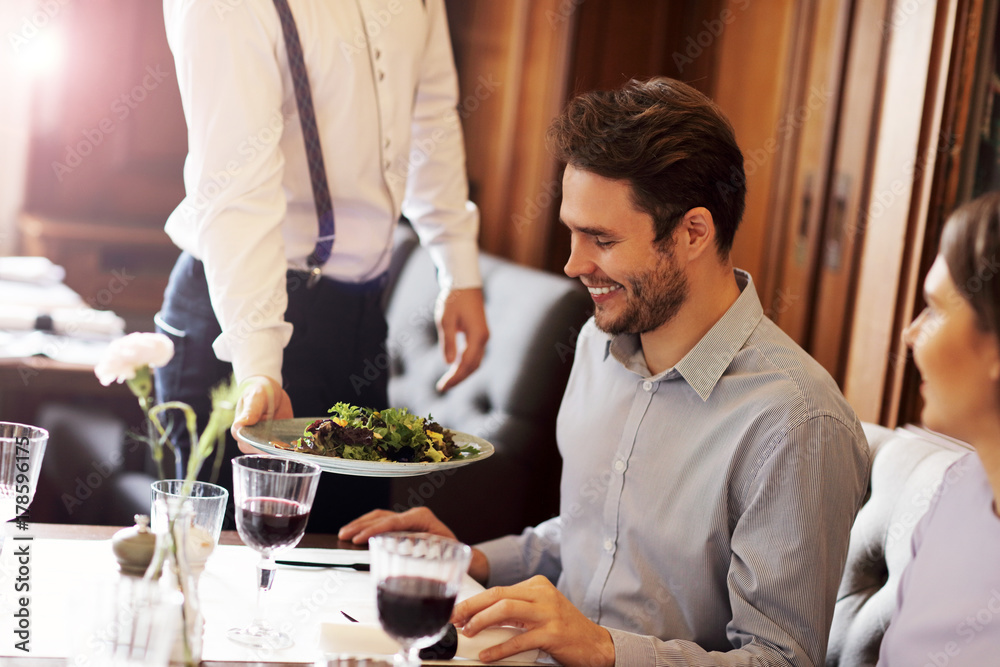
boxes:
[473,393,491,414]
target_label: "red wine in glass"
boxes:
[377,576,457,641]
[237,497,311,552]
[228,456,321,650]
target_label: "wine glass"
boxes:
[369,533,472,667]
[0,422,48,554]
[227,455,321,650]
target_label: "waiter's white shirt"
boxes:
[163,0,481,383]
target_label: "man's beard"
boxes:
[593,249,688,336]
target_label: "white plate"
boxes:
[237,418,495,477]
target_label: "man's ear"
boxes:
[677,207,715,260]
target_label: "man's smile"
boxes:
[585,283,623,296]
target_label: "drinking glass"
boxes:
[369,533,471,667]
[150,479,229,564]
[0,422,48,554]
[227,455,321,650]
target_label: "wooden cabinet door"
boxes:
[808,0,892,383]
[766,0,853,347]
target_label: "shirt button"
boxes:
[613,459,625,473]
[642,380,653,391]
[385,138,391,148]
[378,70,385,81]
[374,48,381,59]
[603,538,614,553]
[383,159,391,170]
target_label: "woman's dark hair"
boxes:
[547,77,746,256]
[940,191,1000,339]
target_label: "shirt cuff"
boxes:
[212,324,291,385]
[606,628,657,667]
[475,535,530,588]
[424,235,482,290]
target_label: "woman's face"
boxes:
[902,255,1000,444]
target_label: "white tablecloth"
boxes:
[0,535,545,664]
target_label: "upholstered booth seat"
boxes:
[827,423,970,667]
[384,224,592,543]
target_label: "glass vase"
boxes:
[148,497,206,667]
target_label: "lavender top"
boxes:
[878,452,1000,666]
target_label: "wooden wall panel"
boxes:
[446,2,528,258]
[765,0,851,344]
[712,0,799,309]
[505,0,577,268]
[808,0,892,382]
[843,0,959,424]
[446,0,576,268]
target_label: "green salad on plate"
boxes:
[274,402,476,463]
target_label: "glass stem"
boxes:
[251,554,277,633]
[395,644,422,667]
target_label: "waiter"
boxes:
[155,0,488,532]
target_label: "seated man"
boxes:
[340,77,871,667]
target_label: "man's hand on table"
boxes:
[231,375,294,453]
[338,507,490,584]
[435,287,489,392]
[452,575,616,667]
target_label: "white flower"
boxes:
[95,332,175,386]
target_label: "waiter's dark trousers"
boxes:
[154,251,390,534]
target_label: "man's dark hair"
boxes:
[548,77,746,256]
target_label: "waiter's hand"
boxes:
[452,576,615,667]
[435,287,489,392]
[231,375,294,453]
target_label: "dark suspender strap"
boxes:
[272,0,335,287]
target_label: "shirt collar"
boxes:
[603,269,763,400]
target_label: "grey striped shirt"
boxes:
[478,270,871,667]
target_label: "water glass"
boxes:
[0,422,48,554]
[150,479,229,547]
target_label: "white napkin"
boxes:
[0,256,65,285]
[0,304,124,337]
[320,622,548,665]
[0,279,82,308]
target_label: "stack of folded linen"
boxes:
[0,256,66,285]
[0,304,124,338]
[0,257,126,365]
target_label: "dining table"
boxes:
[0,523,543,667]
